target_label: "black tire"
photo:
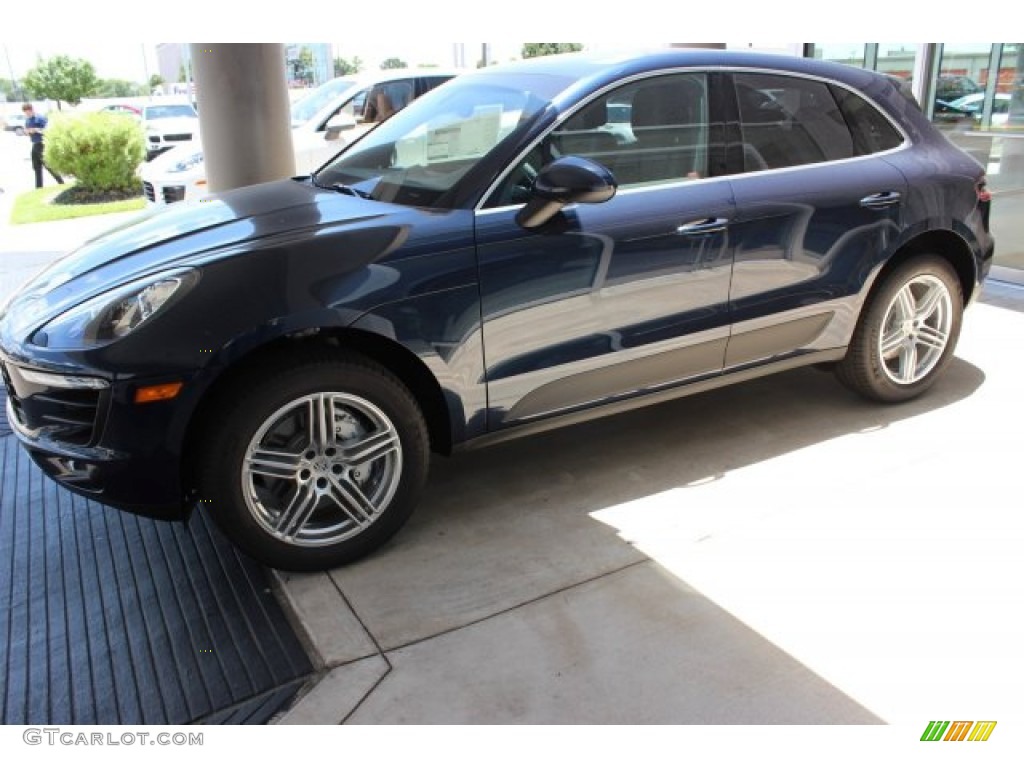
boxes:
[196,351,429,571]
[836,255,963,403]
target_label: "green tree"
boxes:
[521,43,583,59]
[1,78,24,101]
[149,74,165,90]
[380,57,407,70]
[94,79,146,98]
[23,55,99,110]
[288,46,315,86]
[334,56,363,76]
[178,63,188,83]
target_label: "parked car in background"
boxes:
[935,74,979,103]
[948,92,1011,126]
[3,113,26,135]
[140,69,459,206]
[0,50,994,571]
[143,100,200,160]
[100,103,143,120]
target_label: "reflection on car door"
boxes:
[476,72,737,429]
[723,72,907,368]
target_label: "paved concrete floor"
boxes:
[278,289,1024,724]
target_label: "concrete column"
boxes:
[190,43,295,194]
[911,44,939,116]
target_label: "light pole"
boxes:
[3,44,22,101]
[141,44,150,90]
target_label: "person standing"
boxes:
[22,103,64,189]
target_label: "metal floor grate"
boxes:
[0,428,313,725]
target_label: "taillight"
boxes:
[976,176,991,231]
[977,176,992,203]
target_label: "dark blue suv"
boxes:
[0,50,994,570]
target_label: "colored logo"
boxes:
[920,721,996,742]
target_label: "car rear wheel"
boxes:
[197,352,429,571]
[836,255,963,402]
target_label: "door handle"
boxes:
[676,217,729,236]
[859,191,902,209]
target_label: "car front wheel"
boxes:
[197,352,430,571]
[836,255,963,402]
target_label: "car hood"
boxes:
[0,178,405,344]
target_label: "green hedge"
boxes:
[44,112,145,194]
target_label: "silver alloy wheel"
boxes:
[241,392,403,547]
[877,274,953,385]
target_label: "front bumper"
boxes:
[1,355,193,520]
[140,171,205,207]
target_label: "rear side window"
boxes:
[733,73,854,171]
[828,85,904,155]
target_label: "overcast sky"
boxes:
[1,43,536,83]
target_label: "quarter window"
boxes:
[828,84,904,155]
[734,73,854,171]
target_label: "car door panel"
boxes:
[476,180,735,427]
[725,158,906,367]
[723,71,907,368]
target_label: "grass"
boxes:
[9,185,146,225]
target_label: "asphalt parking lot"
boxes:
[1,129,1022,725]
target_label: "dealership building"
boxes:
[807,43,1023,274]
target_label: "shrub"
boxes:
[44,112,145,198]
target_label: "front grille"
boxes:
[1,362,105,446]
[143,181,155,202]
[163,133,192,142]
[31,390,101,444]
[163,185,186,204]
[1,363,25,426]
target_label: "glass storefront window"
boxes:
[930,44,1023,271]
[810,44,866,68]
[990,44,1024,270]
[874,44,918,90]
[933,44,991,130]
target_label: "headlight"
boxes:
[170,151,205,173]
[33,269,199,350]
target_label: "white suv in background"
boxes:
[142,100,200,161]
[140,69,458,206]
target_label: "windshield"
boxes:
[144,104,197,120]
[314,72,572,208]
[291,79,357,126]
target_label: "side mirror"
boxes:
[325,113,357,141]
[515,156,617,229]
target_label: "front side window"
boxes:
[487,72,713,206]
[734,73,854,171]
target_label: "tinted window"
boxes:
[488,73,712,206]
[829,85,903,155]
[734,73,853,171]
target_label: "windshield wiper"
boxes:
[311,172,372,199]
[326,183,372,200]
